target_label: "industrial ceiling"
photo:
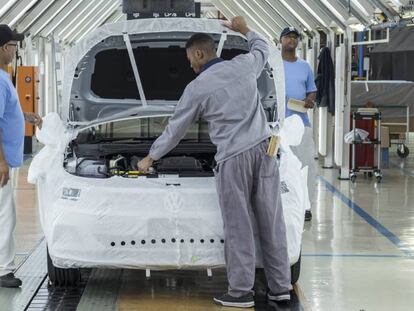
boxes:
[0,0,409,45]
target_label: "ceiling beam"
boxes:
[55,0,101,38]
[0,0,19,21]
[335,0,371,24]
[226,0,278,39]
[39,0,84,37]
[64,0,116,43]
[1,0,40,28]
[365,0,399,19]
[276,0,326,31]
[238,0,284,33]
[305,0,347,29]
[262,0,307,32]
[17,0,56,33]
[73,3,121,44]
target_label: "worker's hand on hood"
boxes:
[222,16,250,36]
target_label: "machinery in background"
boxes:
[16,66,39,154]
[350,108,383,183]
[5,65,39,154]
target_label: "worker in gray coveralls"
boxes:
[138,16,291,308]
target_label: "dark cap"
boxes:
[0,24,24,47]
[280,26,300,39]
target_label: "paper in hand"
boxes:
[287,98,308,113]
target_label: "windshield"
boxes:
[77,116,211,143]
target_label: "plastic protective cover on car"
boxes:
[61,18,285,127]
[28,114,307,269]
[279,115,309,264]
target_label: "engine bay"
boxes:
[64,143,217,178]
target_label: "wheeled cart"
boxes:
[350,110,383,183]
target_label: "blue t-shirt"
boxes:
[0,69,25,167]
[284,58,317,127]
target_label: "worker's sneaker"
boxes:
[267,291,291,302]
[305,210,312,221]
[213,292,255,308]
[0,273,22,288]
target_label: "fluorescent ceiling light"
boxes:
[8,0,38,27]
[239,0,278,31]
[349,23,365,32]
[214,0,237,17]
[42,0,84,37]
[321,0,346,24]
[389,0,402,7]
[0,0,18,18]
[32,0,72,37]
[278,0,312,30]
[297,0,328,27]
[67,0,117,43]
[351,0,369,17]
[58,0,101,38]
[251,0,283,30]
[232,1,273,39]
[74,2,119,43]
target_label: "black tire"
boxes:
[290,253,301,284]
[397,145,409,158]
[47,247,81,287]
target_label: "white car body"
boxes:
[28,18,308,274]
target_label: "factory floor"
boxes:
[1,147,414,311]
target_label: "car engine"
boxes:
[64,153,215,178]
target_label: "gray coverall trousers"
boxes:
[215,140,292,297]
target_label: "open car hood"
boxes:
[62,18,285,127]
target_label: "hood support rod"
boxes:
[216,31,227,57]
[123,32,148,107]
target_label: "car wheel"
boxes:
[47,247,81,287]
[290,253,301,284]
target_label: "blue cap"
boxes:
[280,27,300,39]
[0,24,24,46]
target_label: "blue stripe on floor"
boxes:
[302,253,404,258]
[318,175,414,258]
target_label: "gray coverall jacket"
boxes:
[149,31,291,297]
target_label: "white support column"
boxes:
[320,30,336,168]
[334,44,345,168]
[23,36,37,66]
[37,37,46,118]
[37,36,59,116]
[338,27,352,180]
[312,32,320,159]
[304,34,319,159]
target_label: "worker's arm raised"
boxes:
[223,16,269,77]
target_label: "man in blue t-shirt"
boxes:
[0,25,42,288]
[281,27,317,221]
